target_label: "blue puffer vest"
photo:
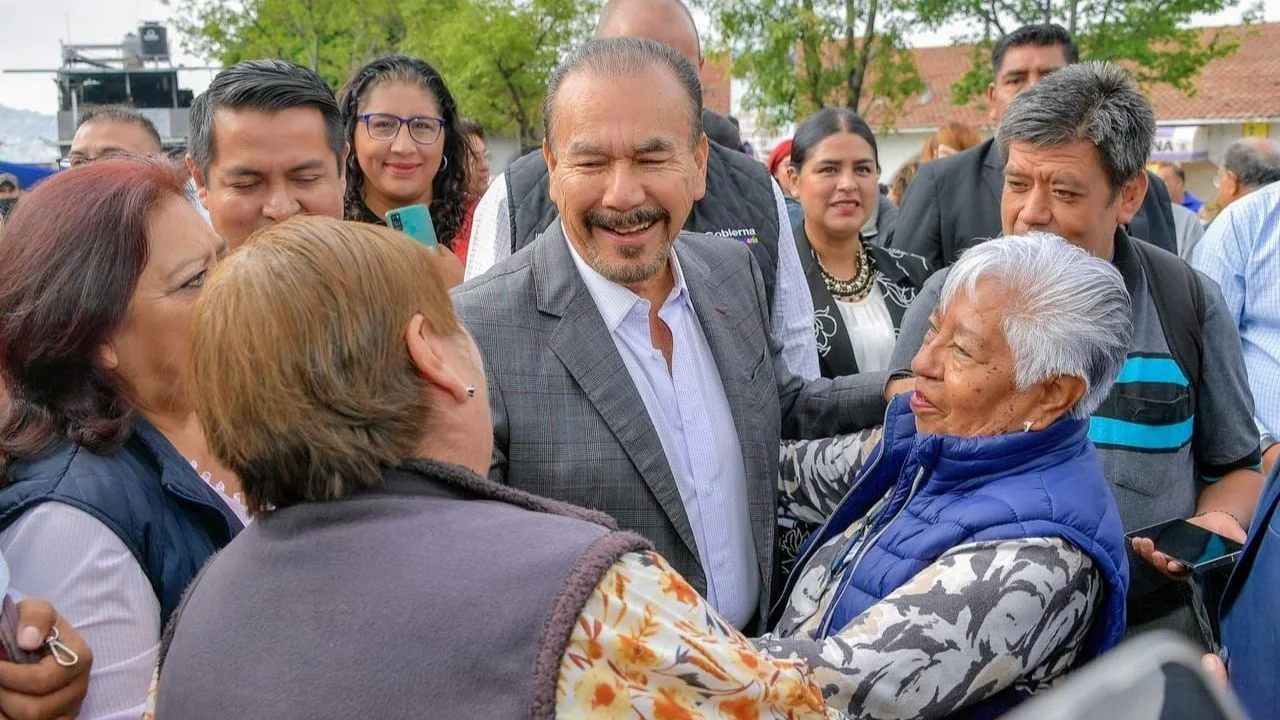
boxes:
[781,395,1129,718]
[0,417,244,625]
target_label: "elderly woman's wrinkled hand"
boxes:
[1130,511,1247,580]
[0,599,92,720]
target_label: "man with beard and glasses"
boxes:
[451,38,890,633]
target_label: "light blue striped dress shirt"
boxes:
[1192,181,1280,437]
[565,230,761,629]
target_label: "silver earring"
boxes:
[441,155,449,171]
[465,385,476,398]
[1023,420,1034,433]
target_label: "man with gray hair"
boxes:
[452,37,888,632]
[889,23,1178,268]
[888,61,1262,643]
[1209,137,1280,215]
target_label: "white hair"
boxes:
[940,233,1133,419]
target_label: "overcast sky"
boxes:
[1,0,1276,115]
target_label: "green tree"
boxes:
[165,0,406,89]
[697,0,926,130]
[913,0,1262,107]
[401,0,595,149]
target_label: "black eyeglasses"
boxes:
[358,113,446,145]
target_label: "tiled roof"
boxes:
[1146,23,1280,122]
[864,22,1280,130]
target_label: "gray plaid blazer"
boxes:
[451,224,888,625]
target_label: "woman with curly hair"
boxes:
[338,55,472,284]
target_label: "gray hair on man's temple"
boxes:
[941,233,1133,420]
[1221,137,1280,190]
[996,61,1156,194]
[542,36,704,147]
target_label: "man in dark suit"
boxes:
[889,24,1177,268]
[452,38,887,632]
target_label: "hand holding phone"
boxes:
[385,203,439,250]
[1127,517,1245,575]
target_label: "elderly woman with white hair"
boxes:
[762,233,1133,720]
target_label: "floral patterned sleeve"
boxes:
[757,538,1102,720]
[557,550,846,720]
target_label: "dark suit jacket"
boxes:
[887,138,1178,269]
[450,225,888,625]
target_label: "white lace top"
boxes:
[190,459,252,526]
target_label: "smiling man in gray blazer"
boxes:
[451,38,890,631]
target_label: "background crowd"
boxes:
[0,2,1278,720]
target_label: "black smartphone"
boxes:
[1126,518,1244,572]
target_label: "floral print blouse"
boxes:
[145,548,841,720]
[557,550,844,719]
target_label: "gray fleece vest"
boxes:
[506,142,781,307]
[155,459,651,720]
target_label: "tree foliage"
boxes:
[400,0,595,149]
[697,0,926,131]
[166,0,595,148]
[164,0,405,89]
[914,0,1262,107]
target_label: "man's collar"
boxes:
[561,223,687,333]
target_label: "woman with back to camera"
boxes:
[153,216,841,720]
[0,157,244,719]
[339,54,472,286]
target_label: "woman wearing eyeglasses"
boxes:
[338,55,473,283]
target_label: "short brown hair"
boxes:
[190,216,462,514]
[922,121,983,161]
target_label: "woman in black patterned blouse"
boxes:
[786,108,933,380]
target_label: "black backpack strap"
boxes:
[1133,239,1206,406]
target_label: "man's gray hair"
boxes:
[997,62,1155,195]
[543,37,704,148]
[1222,138,1280,190]
[940,233,1133,420]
